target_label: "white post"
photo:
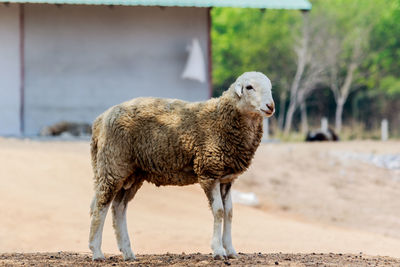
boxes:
[321,117,328,132]
[381,119,389,141]
[263,118,269,141]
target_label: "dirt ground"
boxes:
[238,141,400,239]
[1,252,400,267]
[0,138,399,265]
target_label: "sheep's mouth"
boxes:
[260,109,274,117]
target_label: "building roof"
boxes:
[1,0,312,10]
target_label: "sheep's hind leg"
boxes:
[89,193,112,261]
[221,183,238,259]
[111,180,143,261]
[200,179,227,259]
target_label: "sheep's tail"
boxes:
[90,116,102,181]
[90,135,98,173]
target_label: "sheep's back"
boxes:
[101,97,200,176]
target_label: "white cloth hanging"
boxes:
[181,38,206,83]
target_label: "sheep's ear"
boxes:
[235,82,243,97]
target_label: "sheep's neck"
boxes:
[217,93,264,158]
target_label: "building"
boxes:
[0,0,311,136]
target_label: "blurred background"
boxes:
[0,0,399,260]
[211,0,400,141]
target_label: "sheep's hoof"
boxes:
[123,255,136,261]
[120,247,136,261]
[90,246,105,261]
[213,254,227,260]
[92,255,105,261]
[223,246,238,259]
[213,248,227,260]
[227,253,239,259]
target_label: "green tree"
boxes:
[311,0,385,133]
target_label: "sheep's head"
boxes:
[233,72,275,117]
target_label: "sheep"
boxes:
[88,71,275,261]
[305,127,339,142]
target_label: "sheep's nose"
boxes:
[266,102,275,113]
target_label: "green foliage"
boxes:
[380,76,400,96]
[366,0,400,96]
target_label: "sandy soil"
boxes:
[2,252,400,266]
[0,138,399,265]
[238,141,400,239]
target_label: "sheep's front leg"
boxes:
[221,183,238,259]
[200,179,226,259]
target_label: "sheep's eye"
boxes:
[246,85,254,90]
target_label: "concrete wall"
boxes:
[24,4,209,135]
[0,4,20,136]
